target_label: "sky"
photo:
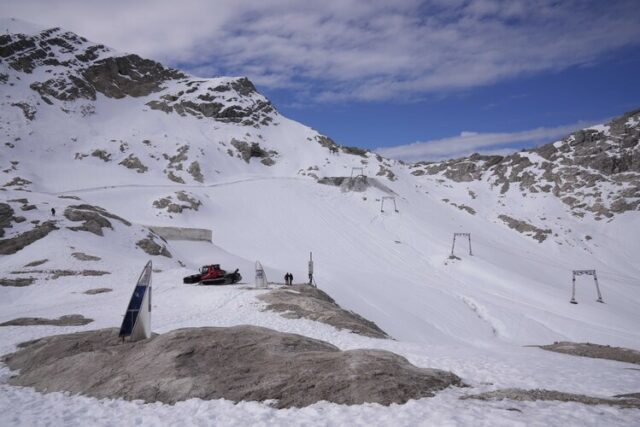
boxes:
[3,0,640,161]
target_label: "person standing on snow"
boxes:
[289,273,294,285]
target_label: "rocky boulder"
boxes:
[258,285,390,339]
[2,326,464,408]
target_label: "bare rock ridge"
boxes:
[411,109,640,219]
[461,388,640,409]
[0,314,92,327]
[3,326,464,408]
[534,342,640,365]
[258,284,390,339]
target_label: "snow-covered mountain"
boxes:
[1,18,639,425]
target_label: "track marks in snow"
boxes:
[460,296,506,338]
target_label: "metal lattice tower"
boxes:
[570,269,604,304]
[350,167,365,178]
[380,196,399,213]
[451,233,472,256]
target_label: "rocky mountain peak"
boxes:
[0,20,276,126]
[411,110,640,219]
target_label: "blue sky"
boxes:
[4,0,640,161]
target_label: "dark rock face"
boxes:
[82,55,184,99]
[136,233,172,258]
[64,204,131,236]
[145,81,275,126]
[3,25,275,127]
[258,284,390,339]
[0,277,36,287]
[0,202,14,238]
[230,139,277,164]
[2,326,463,407]
[152,191,201,214]
[23,259,48,267]
[119,154,148,173]
[187,161,203,182]
[411,110,640,218]
[0,221,59,255]
[11,102,36,120]
[341,146,368,157]
[498,215,551,243]
[1,27,182,103]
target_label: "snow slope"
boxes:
[1,18,639,425]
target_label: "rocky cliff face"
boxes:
[411,110,640,219]
[0,23,275,126]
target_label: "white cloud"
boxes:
[3,0,640,102]
[376,120,597,162]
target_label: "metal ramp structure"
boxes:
[570,269,604,304]
[450,233,472,257]
[380,196,399,213]
[119,260,152,341]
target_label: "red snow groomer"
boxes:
[183,264,242,285]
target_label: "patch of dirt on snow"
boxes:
[258,284,390,339]
[461,388,640,409]
[83,288,112,295]
[534,342,640,365]
[0,314,93,327]
[2,326,463,407]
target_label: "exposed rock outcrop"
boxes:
[0,202,14,238]
[71,252,101,261]
[119,154,148,173]
[411,110,640,218]
[0,314,93,327]
[3,326,464,407]
[64,204,130,236]
[535,342,640,365]
[0,277,35,287]
[461,388,640,409]
[136,233,172,258]
[498,215,551,243]
[1,25,276,128]
[152,191,201,214]
[0,220,59,255]
[258,285,390,339]
[230,139,277,165]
